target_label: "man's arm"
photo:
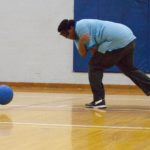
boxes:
[78,34,90,57]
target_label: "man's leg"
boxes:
[86,42,135,108]
[116,48,150,95]
[88,70,105,100]
[86,52,106,108]
[86,41,150,109]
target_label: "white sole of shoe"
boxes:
[85,105,107,109]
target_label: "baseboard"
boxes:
[0,82,143,95]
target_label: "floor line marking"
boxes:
[0,122,150,131]
[3,104,150,112]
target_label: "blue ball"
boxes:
[0,85,13,105]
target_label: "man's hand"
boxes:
[80,34,90,44]
[90,47,97,54]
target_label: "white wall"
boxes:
[0,0,149,85]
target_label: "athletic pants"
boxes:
[88,41,150,101]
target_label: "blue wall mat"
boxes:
[74,0,150,73]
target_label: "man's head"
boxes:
[58,19,76,40]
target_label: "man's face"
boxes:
[60,27,75,40]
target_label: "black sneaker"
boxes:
[146,91,150,96]
[85,99,107,109]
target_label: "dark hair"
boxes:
[58,19,75,32]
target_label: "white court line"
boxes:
[1,104,150,112]
[0,122,150,131]
[12,104,150,111]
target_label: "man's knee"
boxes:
[118,65,137,76]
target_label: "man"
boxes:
[58,19,150,109]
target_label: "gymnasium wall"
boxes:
[0,0,149,85]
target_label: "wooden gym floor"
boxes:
[0,86,150,150]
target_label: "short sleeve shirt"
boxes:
[74,19,136,53]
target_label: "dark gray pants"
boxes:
[88,41,150,101]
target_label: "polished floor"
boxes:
[0,91,150,150]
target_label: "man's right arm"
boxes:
[78,34,90,57]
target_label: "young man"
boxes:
[58,19,150,109]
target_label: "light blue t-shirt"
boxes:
[74,19,136,54]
